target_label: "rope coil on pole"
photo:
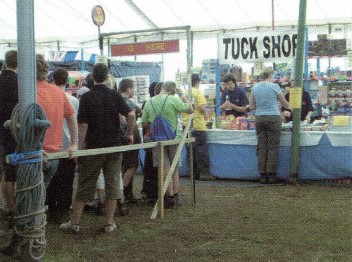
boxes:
[7,103,50,261]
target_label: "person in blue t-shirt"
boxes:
[220,73,249,118]
[249,67,290,184]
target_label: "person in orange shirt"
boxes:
[35,54,78,187]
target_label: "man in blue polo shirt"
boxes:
[220,73,249,118]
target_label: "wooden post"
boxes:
[158,143,164,219]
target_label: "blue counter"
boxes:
[138,130,352,181]
[206,130,352,181]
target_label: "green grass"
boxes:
[1,179,352,261]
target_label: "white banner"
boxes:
[218,32,298,64]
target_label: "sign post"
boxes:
[91,5,105,56]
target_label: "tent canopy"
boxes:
[1,0,351,45]
[2,0,351,79]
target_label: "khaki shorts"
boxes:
[96,170,124,199]
[76,153,122,202]
[152,145,182,168]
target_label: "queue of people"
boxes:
[0,50,199,238]
[1,49,298,239]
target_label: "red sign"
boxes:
[111,40,179,56]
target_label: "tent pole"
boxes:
[186,27,192,77]
[16,0,46,260]
[107,37,111,57]
[98,26,103,56]
[290,0,307,182]
[272,0,275,30]
[81,48,85,71]
[190,31,194,68]
[216,33,221,117]
[161,33,165,82]
[134,35,137,61]
[304,27,309,92]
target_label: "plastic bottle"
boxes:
[225,95,230,102]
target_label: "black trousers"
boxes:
[186,130,210,178]
[142,149,158,199]
[46,158,76,213]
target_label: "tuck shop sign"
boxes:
[218,32,298,64]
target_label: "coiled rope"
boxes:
[9,103,49,261]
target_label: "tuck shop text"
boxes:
[222,34,298,60]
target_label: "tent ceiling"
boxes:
[0,0,351,45]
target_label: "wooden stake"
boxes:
[158,143,164,219]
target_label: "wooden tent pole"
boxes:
[158,143,164,219]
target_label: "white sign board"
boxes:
[218,32,298,64]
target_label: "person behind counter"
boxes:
[220,73,249,118]
[282,80,314,123]
[249,67,290,184]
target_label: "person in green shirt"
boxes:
[182,74,215,181]
[142,81,193,208]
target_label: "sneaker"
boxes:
[59,220,80,233]
[102,223,117,233]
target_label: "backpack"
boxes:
[150,95,176,141]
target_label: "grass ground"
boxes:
[1,176,351,261]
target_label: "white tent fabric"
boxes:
[1,0,351,80]
[0,0,351,43]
